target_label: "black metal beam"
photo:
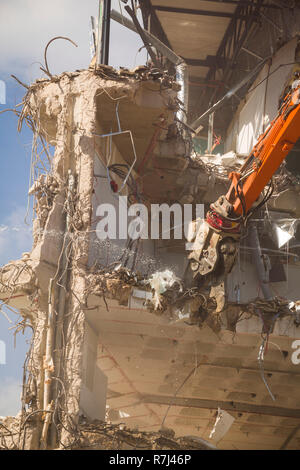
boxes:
[184,58,211,67]
[153,5,244,19]
[103,0,111,65]
[197,0,265,105]
[143,393,300,419]
[218,0,265,80]
[184,56,229,68]
[201,0,280,8]
[188,0,267,131]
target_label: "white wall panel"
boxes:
[225,38,298,155]
[236,63,268,155]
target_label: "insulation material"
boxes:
[209,408,235,444]
[148,269,181,310]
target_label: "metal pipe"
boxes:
[241,46,263,61]
[41,278,55,448]
[42,171,74,449]
[43,278,55,412]
[49,170,74,448]
[207,112,214,152]
[96,0,104,67]
[89,16,97,59]
[248,225,274,301]
[176,62,189,124]
[40,403,53,449]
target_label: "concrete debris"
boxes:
[272,165,300,195]
[85,267,144,306]
[0,260,36,296]
[197,150,244,170]
[0,413,216,450]
[190,151,245,180]
[247,297,292,315]
[0,260,39,323]
[238,297,296,334]
[86,261,297,335]
[92,63,181,92]
[144,279,224,332]
[0,414,38,450]
[74,417,216,450]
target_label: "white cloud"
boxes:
[0,0,98,81]
[0,377,21,417]
[0,0,146,82]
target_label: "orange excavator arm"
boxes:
[187,81,300,309]
[227,85,300,216]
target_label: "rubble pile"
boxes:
[272,164,300,195]
[0,416,20,450]
[0,415,216,450]
[92,64,181,92]
[85,265,145,306]
[191,151,246,180]
[75,417,216,450]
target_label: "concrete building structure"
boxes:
[1,0,300,450]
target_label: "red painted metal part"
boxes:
[206,209,241,233]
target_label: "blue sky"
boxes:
[0,0,146,416]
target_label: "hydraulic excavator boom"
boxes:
[187,78,300,310]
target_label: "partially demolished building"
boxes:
[1,0,300,451]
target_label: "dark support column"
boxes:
[101,0,111,65]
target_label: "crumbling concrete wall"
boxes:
[0,66,189,449]
[0,70,101,448]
